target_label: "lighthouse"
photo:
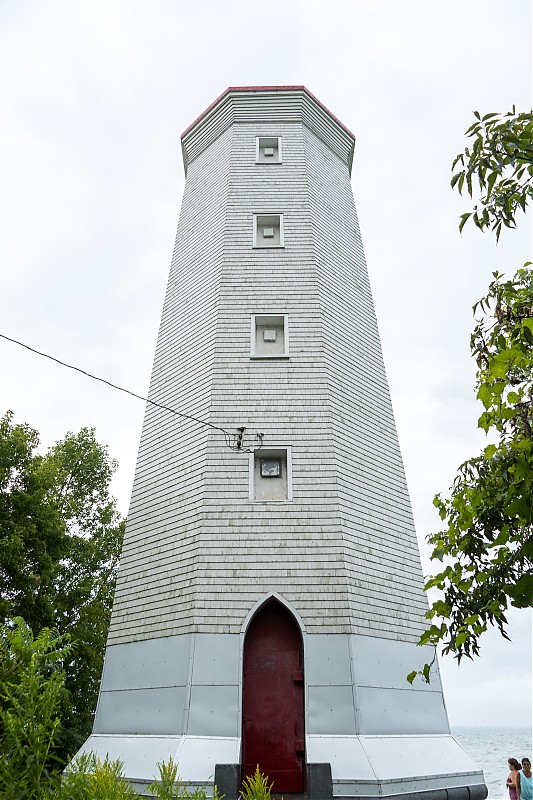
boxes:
[81,87,486,800]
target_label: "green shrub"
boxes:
[0,618,72,800]
[240,766,273,800]
[148,757,185,800]
[0,618,220,800]
[56,753,138,799]
[148,757,222,800]
[59,753,221,800]
[54,752,94,799]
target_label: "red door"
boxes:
[242,600,305,793]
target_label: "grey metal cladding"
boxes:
[305,634,352,685]
[93,687,186,735]
[357,686,449,735]
[352,635,443,692]
[186,685,240,736]
[307,686,357,735]
[190,634,240,686]
[306,734,376,779]
[101,635,192,690]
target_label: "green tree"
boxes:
[0,412,124,758]
[452,108,533,240]
[412,109,533,678]
[0,617,72,800]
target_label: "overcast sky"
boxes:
[0,0,531,729]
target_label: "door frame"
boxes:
[239,592,307,753]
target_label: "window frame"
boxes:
[253,213,284,248]
[250,313,289,359]
[249,446,293,502]
[255,136,282,164]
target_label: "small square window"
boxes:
[250,447,292,501]
[253,214,284,248]
[256,137,282,164]
[251,314,289,358]
[260,458,282,478]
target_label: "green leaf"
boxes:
[503,497,530,519]
[450,173,462,189]
[452,153,465,170]
[459,212,471,233]
[477,383,492,408]
[486,171,498,200]
[508,574,533,608]
[522,318,533,340]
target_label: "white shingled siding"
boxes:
[108,128,232,644]
[181,88,354,175]
[108,100,428,645]
[195,121,351,632]
[303,126,428,640]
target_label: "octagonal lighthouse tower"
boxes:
[82,87,485,800]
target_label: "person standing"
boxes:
[508,758,522,800]
[517,757,533,800]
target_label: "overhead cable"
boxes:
[0,332,260,452]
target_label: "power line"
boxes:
[0,332,260,452]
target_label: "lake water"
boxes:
[453,727,532,799]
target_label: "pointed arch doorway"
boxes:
[242,600,305,793]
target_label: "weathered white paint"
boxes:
[109,104,428,644]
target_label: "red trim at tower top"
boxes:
[181,85,355,140]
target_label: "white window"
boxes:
[256,136,282,164]
[251,314,289,358]
[253,214,284,248]
[250,447,292,502]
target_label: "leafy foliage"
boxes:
[147,756,223,800]
[409,111,533,683]
[0,655,217,800]
[57,754,138,800]
[0,411,124,759]
[0,618,72,800]
[148,757,186,800]
[58,753,220,800]
[452,108,533,240]
[240,766,273,800]
[412,269,533,678]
